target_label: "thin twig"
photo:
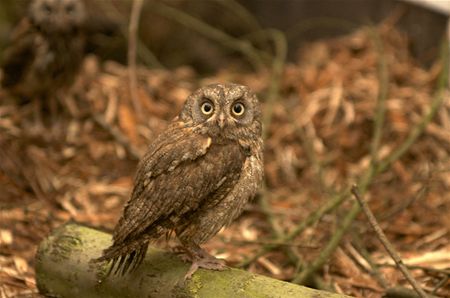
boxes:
[377,40,448,174]
[380,185,429,221]
[92,113,143,160]
[128,0,144,120]
[291,119,329,194]
[292,35,449,286]
[212,0,272,52]
[255,28,288,259]
[239,192,347,268]
[292,189,360,284]
[258,29,287,226]
[151,2,268,71]
[292,27,391,284]
[385,287,439,298]
[262,29,287,140]
[258,185,283,239]
[332,31,388,289]
[96,1,164,68]
[213,0,262,33]
[369,27,388,165]
[227,239,318,248]
[351,235,389,289]
[287,17,357,42]
[431,275,449,295]
[257,30,310,268]
[378,263,450,276]
[351,185,428,298]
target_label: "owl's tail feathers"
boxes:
[94,240,149,276]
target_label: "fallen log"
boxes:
[35,223,349,298]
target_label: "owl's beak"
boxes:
[218,113,226,129]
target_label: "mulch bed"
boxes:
[1,22,449,297]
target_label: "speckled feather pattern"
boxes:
[0,0,86,98]
[98,83,263,275]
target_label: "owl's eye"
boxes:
[232,102,245,116]
[200,101,214,115]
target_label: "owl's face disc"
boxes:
[29,0,86,34]
[180,83,262,140]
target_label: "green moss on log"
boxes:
[35,223,350,298]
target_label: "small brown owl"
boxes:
[97,83,264,278]
[0,0,86,99]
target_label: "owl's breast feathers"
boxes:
[110,123,262,248]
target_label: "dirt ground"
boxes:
[1,21,449,297]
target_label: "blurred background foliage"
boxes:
[0,0,447,73]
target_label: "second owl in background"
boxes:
[0,0,86,108]
[97,83,264,279]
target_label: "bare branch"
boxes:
[92,113,143,160]
[351,185,427,298]
[128,0,145,120]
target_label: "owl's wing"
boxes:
[0,20,36,88]
[177,138,264,244]
[112,123,245,246]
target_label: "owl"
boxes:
[97,83,264,278]
[0,0,86,100]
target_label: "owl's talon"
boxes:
[171,245,193,263]
[184,263,199,279]
[184,257,227,279]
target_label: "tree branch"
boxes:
[351,185,428,298]
[35,224,350,298]
[128,0,145,119]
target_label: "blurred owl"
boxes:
[0,0,86,99]
[97,83,264,278]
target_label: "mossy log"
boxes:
[35,223,349,298]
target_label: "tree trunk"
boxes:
[35,223,349,298]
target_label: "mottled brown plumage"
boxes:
[0,0,86,99]
[97,83,263,278]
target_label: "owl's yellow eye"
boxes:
[232,102,245,116]
[201,102,214,115]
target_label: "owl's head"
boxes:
[29,0,86,34]
[180,83,262,140]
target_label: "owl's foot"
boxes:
[185,256,226,279]
[177,243,227,279]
